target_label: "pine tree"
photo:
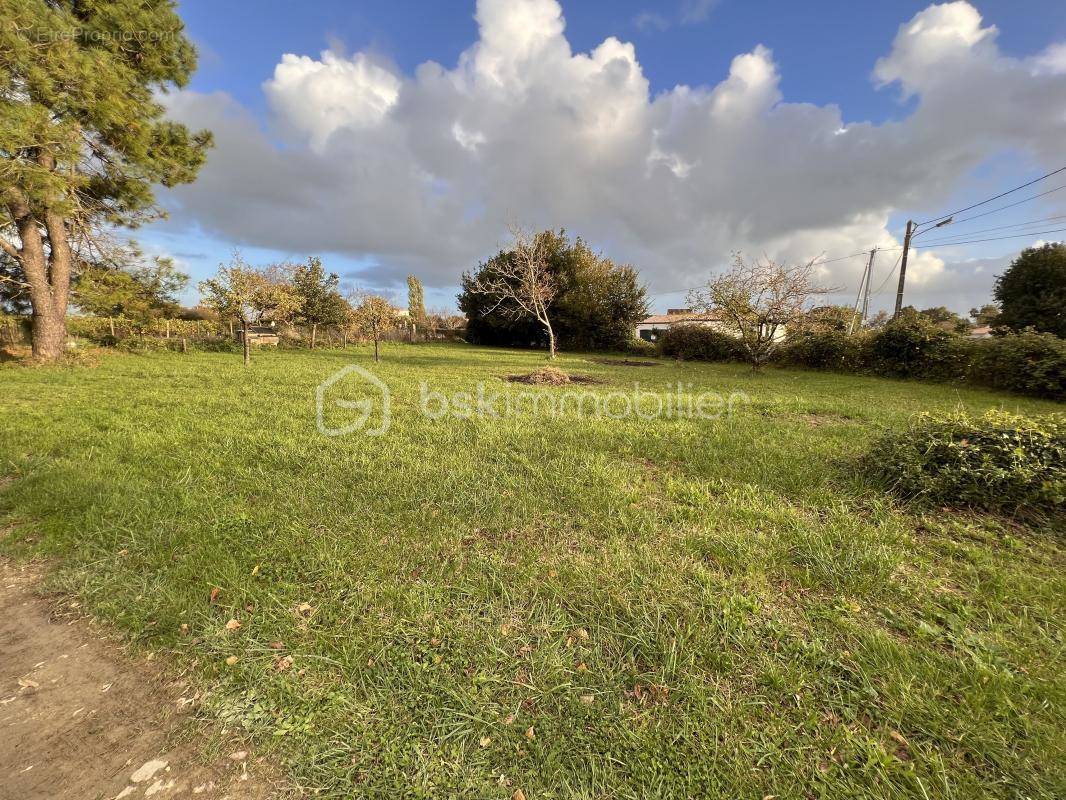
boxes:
[1,0,212,360]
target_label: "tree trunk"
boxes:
[342,330,348,348]
[6,179,73,363]
[373,334,380,362]
[310,323,317,349]
[545,322,556,360]
[31,310,67,361]
[241,318,251,366]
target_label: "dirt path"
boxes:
[0,560,288,800]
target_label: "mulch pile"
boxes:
[506,366,603,385]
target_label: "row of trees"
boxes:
[456,238,1065,372]
[198,255,398,366]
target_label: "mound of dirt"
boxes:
[506,366,603,385]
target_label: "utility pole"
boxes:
[860,253,872,326]
[848,248,876,335]
[894,220,914,318]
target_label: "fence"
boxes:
[2,315,466,350]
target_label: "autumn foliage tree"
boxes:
[1,0,211,360]
[198,255,298,366]
[351,292,397,362]
[688,253,830,371]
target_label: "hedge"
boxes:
[659,311,1066,401]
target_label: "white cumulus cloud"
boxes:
[160,0,1066,312]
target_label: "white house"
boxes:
[635,308,788,343]
[635,308,733,342]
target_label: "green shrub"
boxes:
[657,324,745,362]
[968,331,1066,401]
[862,409,1065,517]
[623,337,658,356]
[775,329,869,371]
[112,334,182,352]
[866,309,965,379]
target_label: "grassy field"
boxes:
[1,343,1063,799]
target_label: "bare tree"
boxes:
[688,253,831,371]
[468,224,558,359]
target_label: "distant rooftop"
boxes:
[640,311,724,325]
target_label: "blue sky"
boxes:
[177,0,1064,121]
[147,0,1066,313]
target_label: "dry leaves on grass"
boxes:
[275,655,294,672]
[624,682,670,706]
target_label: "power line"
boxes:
[812,250,874,266]
[937,184,1066,227]
[872,252,904,295]
[913,226,1066,248]
[922,213,1066,240]
[915,166,1066,227]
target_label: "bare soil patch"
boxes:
[505,366,604,386]
[590,358,660,367]
[0,559,289,800]
[788,412,857,427]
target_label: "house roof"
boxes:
[639,312,723,325]
[968,325,993,337]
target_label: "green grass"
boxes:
[1,343,1063,799]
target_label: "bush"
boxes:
[862,409,1065,517]
[968,331,1066,401]
[775,329,868,372]
[656,324,745,362]
[623,337,658,356]
[866,309,965,379]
